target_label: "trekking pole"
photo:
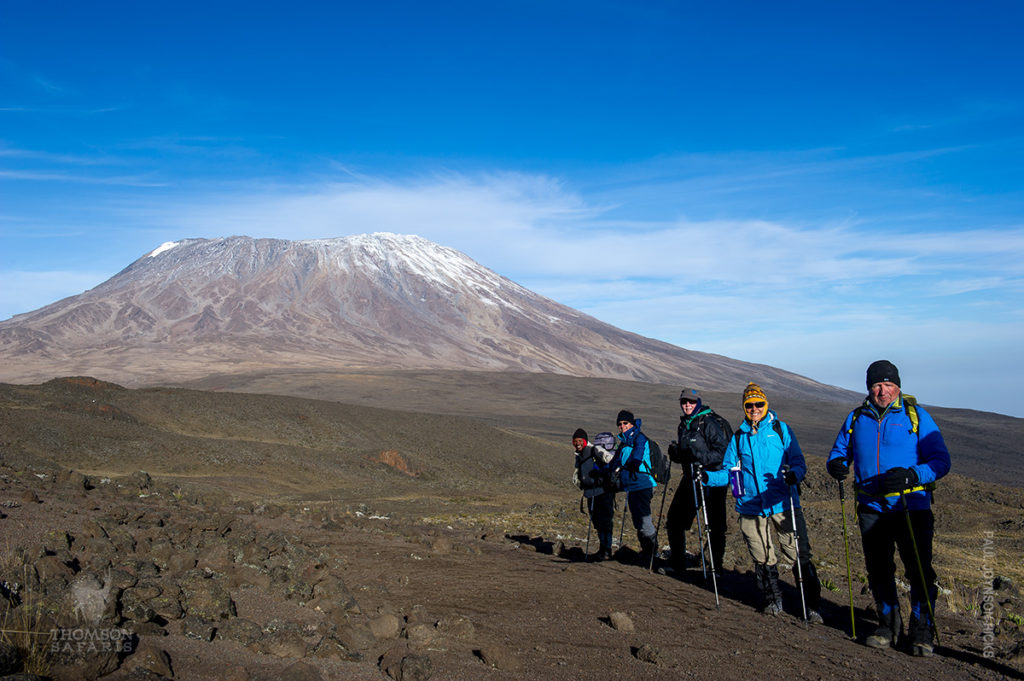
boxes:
[649,472,671,571]
[898,490,941,648]
[695,466,720,609]
[690,463,708,578]
[838,480,857,640]
[585,496,593,561]
[617,498,627,549]
[783,466,808,623]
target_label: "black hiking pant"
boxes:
[587,490,616,536]
[859,506,936,624]
[666,471,727,570]
[626,487,656,540]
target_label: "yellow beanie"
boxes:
[742,382,768,407]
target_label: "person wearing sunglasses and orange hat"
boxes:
[701,382,822,622]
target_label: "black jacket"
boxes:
[675,407,731,474]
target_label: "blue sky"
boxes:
[2,1,1023,417]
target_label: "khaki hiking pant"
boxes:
[739,511,798,567]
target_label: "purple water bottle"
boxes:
[729,465,745,498]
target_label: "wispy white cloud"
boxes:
[0,144,127,166]
[0,169,166,186]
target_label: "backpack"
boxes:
[645,438,671,484]
[591,432,617,464]
[705,412,734,447]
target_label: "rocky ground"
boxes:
[1,452,1022,681]
[0,376,1022,680]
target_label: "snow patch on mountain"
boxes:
[148,241,180,258]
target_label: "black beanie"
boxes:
[616,410,635,425]
[866,360,901,390]
[572,428,588,441]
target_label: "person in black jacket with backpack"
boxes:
[572,428,618,561]
[664,388,731,576]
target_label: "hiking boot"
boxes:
[755,563,784,615]
[806,609,824,625]
[908,617,934,657]
[865,606,902,649]
[638,535,657,567]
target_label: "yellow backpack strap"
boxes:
[901,394,920,434]
[847,403,868,435]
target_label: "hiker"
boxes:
[664,388,731,576]
[702,383,823,621]
[826,360,951,656]
[615,410,658,565]
[572,428,618,561]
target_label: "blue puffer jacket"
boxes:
[705,410,805,517]
[827,394,951,513]
[617,420,656,492]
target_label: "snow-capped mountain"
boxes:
[0,233,840,398]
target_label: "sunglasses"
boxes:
[679,399,697,405]
[744,401,766,410]
[617,421,631,426]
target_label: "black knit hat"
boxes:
[616,410,635,425]
[866,360,901,390]
[572,428,588,441]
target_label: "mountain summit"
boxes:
[0,233,841,398]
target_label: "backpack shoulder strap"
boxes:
[847,404,869,434]
[902,394,920,434]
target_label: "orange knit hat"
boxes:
[742,382,768,407]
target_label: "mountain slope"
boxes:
[0,233,847,400]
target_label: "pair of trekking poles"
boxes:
[837,478,940,645]
[609,462,721,607]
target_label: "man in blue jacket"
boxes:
[615,410,658,565]
[827,360,951,657]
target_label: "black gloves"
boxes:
[783,469,799,486]
[624,459,641,474]
[697,466,709,484]
[881,467,918,494]
[827,457,850,481]
[666,442,679,463]
[667,441,693,464]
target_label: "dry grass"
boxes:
[0,553,54,677]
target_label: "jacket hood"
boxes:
[741,409,778,433]
[681,406,712,428]
[619,418,643,444]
